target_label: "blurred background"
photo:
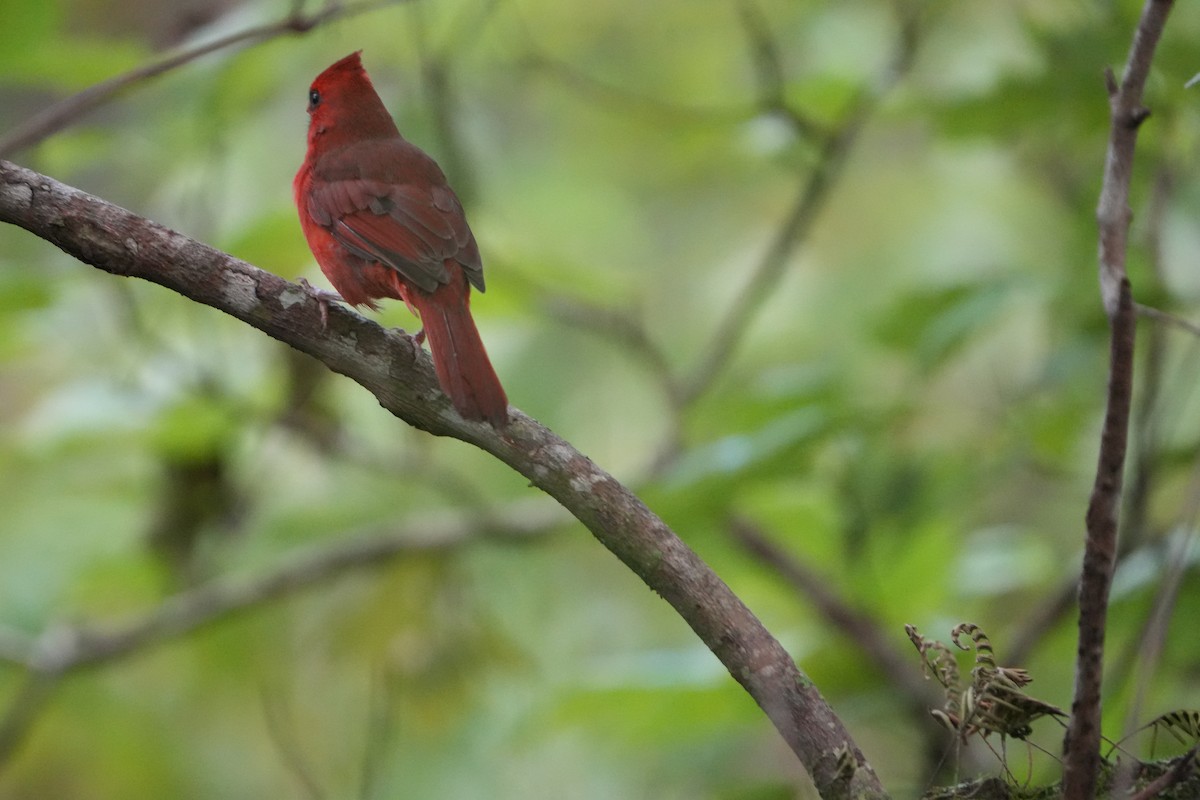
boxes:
[2,0,1200,797]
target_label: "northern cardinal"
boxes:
[294,51,508,427]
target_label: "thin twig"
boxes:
[518,50,752,126]
[736,0,826,140]
[535,288,691,477]
[1124,169,1173,555]
[1063,6,1173,797]
[540,292,679,401]
[1009,579,1078,667]
[676,6,920,408]
[0,675,58,768]
[261,683,328,800]
[410,2,475,204]
[0,0,404,158]
[1094,1,1174,319]
[1136,303,1200,338]
[410,0,506,207]
[358,665,395,800]
[1119,165,1179,739]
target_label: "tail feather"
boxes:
[414,295,508,427]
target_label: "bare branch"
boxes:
[261,684,328,800]
[1094,0,1174,319]
[0,0,405,159]
[1136,303,1200,338]
[0,501,563,675]
[358,667,396,800]
[410,0,506,206]
[0,160,885,799]
[736,0,826,140]
[540,292,680,402]
[1064,278,1137,800]
[676,7,920,408]
[0,500,560,771]
[0,675,57,769]
[1118,166,1178,736]
[518,51,751,127]
[1063,4,1173,798]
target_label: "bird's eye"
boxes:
[308,88,321,109]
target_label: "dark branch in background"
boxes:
[0,676,55,769]
[730,517,941,711]
[736,0,826,141]
[0,503,562,673]
[518,52,749,127]
[542,294,676,385]
[0,161,886,800]
[535,292,689,480]
[1135,303,1200,337]
[1063,2,1172,798]
[413,30,473,203]
[728,518,991,783]
[261,685,328,800]
[526,4,921,477]
[1125,169,1173,556]
[0,499,562,763]
[1010,581,1078,667]
[675,7,920,409]
[359,668,397,800]
[409,0,505,206]
[1113,166,1191,738]
[1011,170,1179,669]
[0,0,405,159]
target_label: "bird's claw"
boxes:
[299,277,344,329]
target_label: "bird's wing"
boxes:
[306,176,483,294]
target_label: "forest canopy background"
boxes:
[1,1,1200,798]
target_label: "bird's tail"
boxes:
[412,290,508,428]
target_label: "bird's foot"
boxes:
[299,278,344,329]
[412,328,426,346]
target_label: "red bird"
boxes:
[294,51,508,427]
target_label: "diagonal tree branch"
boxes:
[0,159,885,800]
[1063,2,1172,798]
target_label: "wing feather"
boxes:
[305,163,484,294]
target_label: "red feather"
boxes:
[294,52,507,427]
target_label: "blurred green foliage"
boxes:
[2,0,1200,797]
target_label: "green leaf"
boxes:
[872,280,1013,370]
[668,408,827,490]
